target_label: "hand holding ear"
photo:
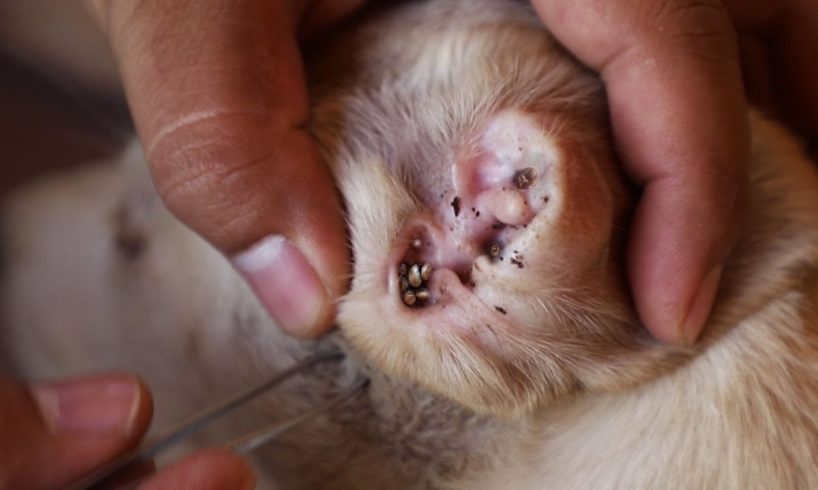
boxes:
[532,0,748,344]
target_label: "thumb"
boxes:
[138,449,255,490]
[0,373,151,490]
[532,0,748,344]
[88,0,352,338]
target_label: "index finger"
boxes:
[138,449,255,490]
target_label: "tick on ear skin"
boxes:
[420,263,431,281]
[514,167,538,190]
[407,264,422,288]
[487,241,502,258]
[403,290,418,306]
[399,261,433,306]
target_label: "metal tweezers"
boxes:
[66,352,367,489]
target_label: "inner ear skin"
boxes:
[335,106,691,417]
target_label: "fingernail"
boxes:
[232,235,328,337]
[678,264,723,345]
[31,375,141,436]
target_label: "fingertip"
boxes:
[627,183,733,346]
[638,265,722,346]
[232,235,336,338]
[139,449,256,490]
[0,373,154,489]
[31,372,152,438]
[678,265,723,344]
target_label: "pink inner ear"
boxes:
[389,110,560,310]
[451,110,557,244]
[454,111,557,234]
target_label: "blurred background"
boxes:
[0,0,131,197]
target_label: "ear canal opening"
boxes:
[392,224,477,309]
[388,111,562,311]
[396,229,433,307]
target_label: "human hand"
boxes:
[83,0,366,338]
[531,0,749,344]
[0,373,254,489]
